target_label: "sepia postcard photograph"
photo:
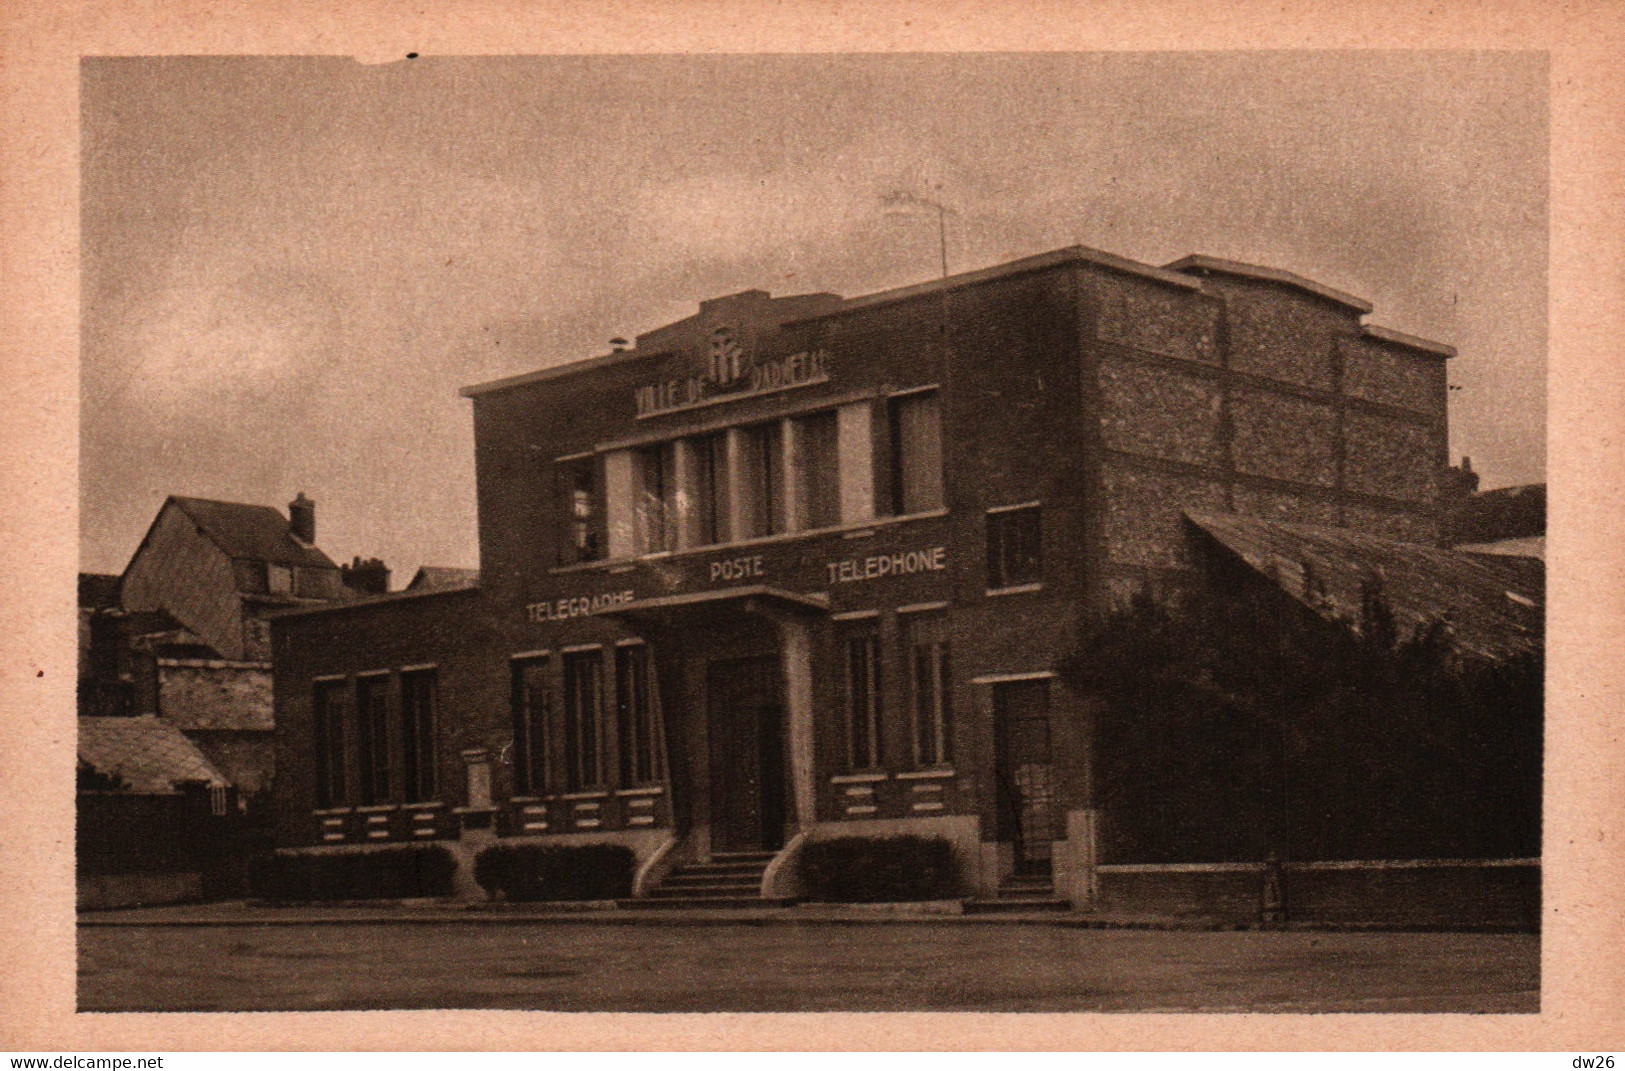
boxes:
[3,0,1623,1053]
[70,48,1547,1015]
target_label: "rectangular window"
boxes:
[616,644,662,784]
[740,421,785,538]
[313,680,349,808]
[399,669,437,803]
[355,675,392,805]
[797,410,840,530]
[267,563,294,595]
[844,629,883,770]
[906,614,953,767]
[635,442,678,554]
[556,457,603,565]
[889,391,944,516]
[691,433,728,547]
[563,650,605,790]
[511,657,550,795]
[987,504,1043,589]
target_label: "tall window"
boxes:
[313,680,348,808]
[797,410,840,530]
[740,421,785,538]
[355,675,392,805]
[987,504,1042,589]
[635,442,678,553]
[511,657,550,795]
[691,433,728,547]
[889,391,944,515]
[399,669,437,803]
[616,644,661,784]
[844,628,883,769]
[906,614,953,767]
[556,458,602,565]
[563,650,605,790]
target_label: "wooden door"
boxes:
[707,655,786,852]
[994,678,1057,873]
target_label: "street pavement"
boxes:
[77,915,1539,1013]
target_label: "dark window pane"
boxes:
[313,680,348,808]
[988,505,1043,588]
[798,410,840,529]
[564,651,604,790]
[511,658,550,795]
[845,632,882,769]
[557,458,602,565]
[400,670,436,803]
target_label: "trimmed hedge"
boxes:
[249,845,456,901]
[797,835,960,902]
[474,843,635,901]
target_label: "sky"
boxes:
[80,52,1547,580]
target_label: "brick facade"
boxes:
[272,245,1453,901]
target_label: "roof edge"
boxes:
[1361,323,1457,359]
[786,245,1202,327]
[1165,254,1375,315]
[268,582,483,621]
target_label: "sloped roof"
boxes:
[1187,512,1544,663]
[78,716,230,794]
[1447,483,1546,546]
[169,496,337,570]
[78,573,121,610]
[406,566,480,591]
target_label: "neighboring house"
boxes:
[1447,483,1547,561]
[80,493,354,802]
[121,494,344,661]
[77,715,236,909]
[406,566,480,592]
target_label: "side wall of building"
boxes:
[122,504,245,660]
[1088,273,1449,597]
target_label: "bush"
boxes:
[798,835,960,902]
[249,845,456,901]
[473,843,635,901]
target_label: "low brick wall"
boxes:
[78,871,202,911]
[1094,859,1539,928]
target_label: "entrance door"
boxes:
[707,655,787,853]
[993,678,1057,874]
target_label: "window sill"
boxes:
[559,789,611,800]
[986,582,1043,597]
[549,509,951,575]
[355,804,398,814]
[615,785,665,797]
[312,806,353,816]
[830,772,888,784]
[895,768,956,781]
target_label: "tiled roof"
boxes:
[406,566,480,591]
[78,573,122,610]
[169,497,338,570]
[1187,512,1544,663]
[77,716,230,794]
[1447,483,1546,546]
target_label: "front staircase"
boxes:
[964,870,1071,913]
[626,850,794,908]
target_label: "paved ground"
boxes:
[78,920,1539,1013]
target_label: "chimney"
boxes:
[289,493,316,544]
[341,556,391,596]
